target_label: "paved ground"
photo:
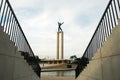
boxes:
[41,76,75,80]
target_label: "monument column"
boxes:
[56,22,64,60]
[61,32,64,59]
[56,32,59,59]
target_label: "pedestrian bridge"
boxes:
[0,0,120,80]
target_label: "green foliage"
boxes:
[70,55,77,60]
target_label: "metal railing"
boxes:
[83,0,120,59]
[0,0,41,77]
[76,0,120,78]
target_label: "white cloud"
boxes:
[9,0,109,59]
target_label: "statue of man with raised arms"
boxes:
[58,22,64,32]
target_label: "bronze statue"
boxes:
[58,22,64,32]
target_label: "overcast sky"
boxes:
[9,0,109,59]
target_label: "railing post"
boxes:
[0,1,6,25]
[0,0,3,13]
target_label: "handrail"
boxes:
[0,0,41,77]
[83,0,120,59]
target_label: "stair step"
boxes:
[0,26,17,56]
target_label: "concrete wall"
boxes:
[0,26,40,80]
[76,20,120,80]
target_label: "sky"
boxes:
[9,0,109,59]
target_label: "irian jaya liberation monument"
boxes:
[56,22,64,60]
[44,22,71,64]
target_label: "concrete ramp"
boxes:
[76,19,120,80]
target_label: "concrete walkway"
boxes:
[41,76,75,80]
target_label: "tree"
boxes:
[35,56,41,62]
[70,55,77,60]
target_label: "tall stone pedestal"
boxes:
[56,31,64,60]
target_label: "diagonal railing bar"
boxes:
[0,0,41,77]
[76,0,120,78]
